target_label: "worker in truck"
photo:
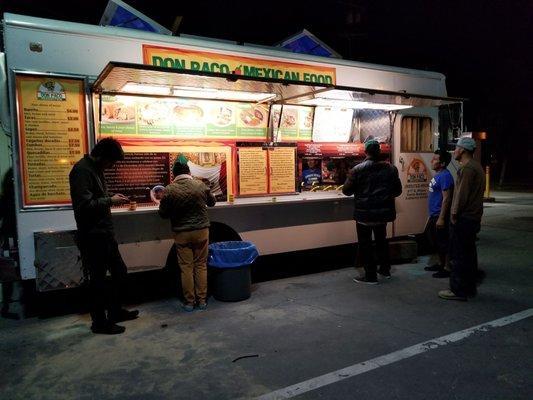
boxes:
[69,138,139,335]
[342,140,402,284]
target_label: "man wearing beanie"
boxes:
[439,137,485,301]
[159,160,216,312]
[343,140,402,284]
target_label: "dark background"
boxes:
[2,0,532,187]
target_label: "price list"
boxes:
[16,75,88,206]
[238,147,268,195]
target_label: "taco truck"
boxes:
[0,12,463,291]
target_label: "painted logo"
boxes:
[406,158,428,183]
[37,81,66,101]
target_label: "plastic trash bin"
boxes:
[208,241,258,302]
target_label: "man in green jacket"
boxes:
[159,161,216,311]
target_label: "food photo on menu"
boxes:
[138,100,171,126]
[170,152,228,201]
[101,96,136,123]
[239,105,267,127]
[173,101,205,124]
[210,104,234,127]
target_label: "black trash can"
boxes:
[208,241,258,302]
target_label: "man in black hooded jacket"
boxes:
[342,140,402,284]
[69,138,138,334]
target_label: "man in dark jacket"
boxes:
[159,161,216,312]
[342,140,402,284]
[69,138,138,334]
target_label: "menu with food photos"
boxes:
[270,105,314,142]
[99,95,268,140]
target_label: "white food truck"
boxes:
[0,13,463,291]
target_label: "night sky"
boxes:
[1,0,532,184]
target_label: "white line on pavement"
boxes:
[256,308,533,400]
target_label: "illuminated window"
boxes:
[401,116,433,152]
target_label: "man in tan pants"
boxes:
[159,161,216,311]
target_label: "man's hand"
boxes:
[436,217,445,229]
[111,193,129,205]
[450,214,457,225]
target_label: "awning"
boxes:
[92,62,464,108]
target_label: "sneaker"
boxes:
[91,321,126,335]
[197,302,207,311]
[424,264,442,272]
[353,276,378,285]
[182,303,194,312]
[108,309,139,323]
[438,289,467,301]
[432,270,450,278]
[377,269,391,279]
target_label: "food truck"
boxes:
[0,13,463,291]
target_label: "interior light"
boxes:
[299,97,412,111]
[172,86,277,102]
[121,82,172,95]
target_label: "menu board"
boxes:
[271,105,314,142]
[15,74,88,207]
[105,146,231,206]
[100,95,268,140]
[268,147,296,194]
[238,147,268,195]
[312,106,354,143]
[105,152,170,205]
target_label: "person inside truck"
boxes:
[302,158,322,187]
[69,138,139,334]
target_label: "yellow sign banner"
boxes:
[143,45,336,85]
[16,75,88,207]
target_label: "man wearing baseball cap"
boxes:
[438,137,485,301]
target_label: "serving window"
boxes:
[400,116,433,152]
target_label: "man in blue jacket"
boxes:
[342,140,402,284]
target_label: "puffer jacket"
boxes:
[158,175,216,232]
[342,158,402,223]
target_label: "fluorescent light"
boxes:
[315,89,357,101]
[121,82,172,95]
[172,86,276,102]
[299,97,412,110]
[120,82,277,102]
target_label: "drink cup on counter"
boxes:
[129,201,137,211]
[228,194,234,204]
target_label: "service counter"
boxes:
[111,191,354,245]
